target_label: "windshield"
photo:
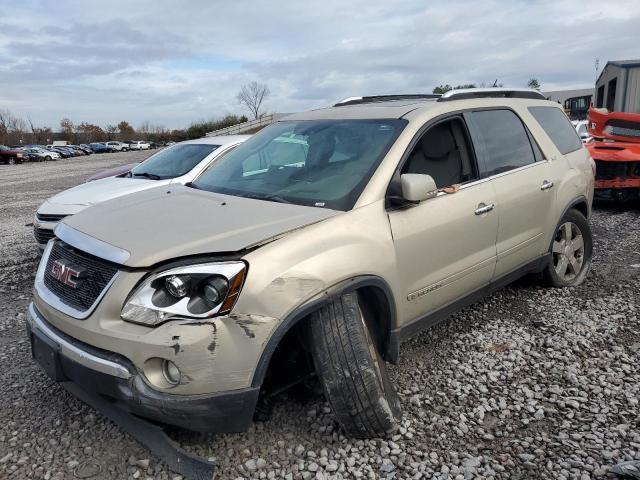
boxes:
[193,119,405,210]
[130,143,220,179]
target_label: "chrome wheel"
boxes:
[552,222,584,282]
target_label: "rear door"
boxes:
[466,109,557,279]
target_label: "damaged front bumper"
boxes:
[588,139,640,194]
[26,302,259,433]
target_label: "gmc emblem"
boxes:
[50,260,82,289]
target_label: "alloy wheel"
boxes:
[552,222,585,282]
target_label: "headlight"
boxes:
[121,262,246,326]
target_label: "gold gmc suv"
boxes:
[27,89,595,438]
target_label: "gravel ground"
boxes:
[0,154,639,480]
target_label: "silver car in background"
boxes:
[33,135,249,247]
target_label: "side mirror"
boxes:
[400,174,438,203]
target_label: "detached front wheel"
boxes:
[308,292,402,438]
[543,208,593,287]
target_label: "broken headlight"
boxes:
[121,262,246,326]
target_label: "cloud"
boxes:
[0,0,638,128]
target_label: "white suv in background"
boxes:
[33,135,249,247]
[105,141,129,152]
[573,120,591,143]
[130,141,151,150]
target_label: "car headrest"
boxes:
[307,130,336,167]
[421,124,455,159]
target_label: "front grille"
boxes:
[36,213,68,222]
[43,241,118,313]
[34,227,55,244]
[595,160,640,180]
[606,119,640,138]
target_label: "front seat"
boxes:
[406,124,462,188]
[306,130,336,169]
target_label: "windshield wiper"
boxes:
[131,172,161,180]
[237,192,293,204]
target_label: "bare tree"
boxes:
[237,81,270,119]
[527,77,541,91]
[138,121,151,140]
[105,124,118,140]
[60,118,75,142]
[0,110,10,143]
[27,116,48,144]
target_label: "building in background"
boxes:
[543,88,593,120]
[594,59,640,113]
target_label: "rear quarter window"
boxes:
[528,106,583,155]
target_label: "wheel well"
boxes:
[357,286,393,361]
[257,285,394,402]
[570,199,589,219]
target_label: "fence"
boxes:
[205,113,289,136]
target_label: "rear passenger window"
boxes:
[471,110,537,177]
[528,106,583,154]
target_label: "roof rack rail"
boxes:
[334,94,441,107]
[438,88,546,102]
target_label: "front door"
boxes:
[388,116,499,325]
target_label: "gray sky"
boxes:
[0,0,638,129]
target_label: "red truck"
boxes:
[0,145,25,165]
[587,107,640,201]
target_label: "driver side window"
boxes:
[401,117,478,189]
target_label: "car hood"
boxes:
[46,176,169,207]
[60,185,340,267]
[86,163,139,182]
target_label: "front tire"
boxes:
[308,292,402,438]
[543,208,593,287]
[45,156,51,162]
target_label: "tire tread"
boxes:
[309,292,400,437]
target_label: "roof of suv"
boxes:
[283,89,551,122]
[284,99,439,121]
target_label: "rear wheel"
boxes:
[7,158,15,165]
[543,209,593,287]
[308,292,402,438]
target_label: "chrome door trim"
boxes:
[455,160,550,193]
[488,159,549,180]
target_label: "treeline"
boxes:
[0,110,248,146]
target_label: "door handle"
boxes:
[474,203,495,215]
[540,180,554,191]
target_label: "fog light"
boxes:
[162,359,181,385]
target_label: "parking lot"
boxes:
[0,152,639,480]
